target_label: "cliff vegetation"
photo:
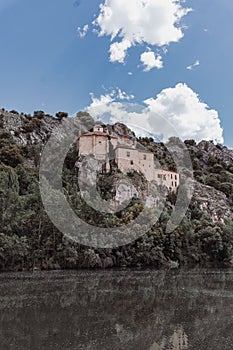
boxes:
[0,109,233,271]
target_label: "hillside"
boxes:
[0,109,233,271]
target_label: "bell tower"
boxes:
[93,124,104,133]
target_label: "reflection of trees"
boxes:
[150,326,188,350]
[0,269,233,349]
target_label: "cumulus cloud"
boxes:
[77,24,89,38]
[140,51,163,71]
[109,39,131,63]
[88,88,134,115]
[93,0,191,64]
[186,60,200,70]
[116,88,134,100]
[86,83,223,144]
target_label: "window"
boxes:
[172,181,174,187]
[143,154,147,160]
[163,175,166,180]
[127,151,130,157]
[175,182,177,187]
[171,174,173,179]
[130,160,134,165]
[175,175,177,180]
[158,174,162,179]
[98,140,102,144]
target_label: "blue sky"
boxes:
[0,0,232,147]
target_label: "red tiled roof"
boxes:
[138,149,153,154]
[116,145,137,150]
[79,131,118,138]
[79,131,107,137]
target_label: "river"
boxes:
[0,269,233,349]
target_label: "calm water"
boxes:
[0,269,233,350]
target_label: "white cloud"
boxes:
[116,88,134,100]
[109,39,131,63]
[86,83,223,144]
[88,88,134,115]
[140,51,163,71]
[93,0,191,64]
[186,60,200,70]
[77,24,89,38]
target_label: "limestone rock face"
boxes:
[193,181,232,220]
[198,140,233,165]
[77,156,103,187]
[1,110,59,146]
[105,122,136,143]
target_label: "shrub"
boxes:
[22,118,42,133]
[9,110,19,115]
[207,155,218,166]
[56,111,68,120]
[184,139,196,146]
[220,183,233,197]
[33,110,45,119]
[0,115,4,128]
[0,130,15,148]
[0,146,23,167]
[206,175,221,189]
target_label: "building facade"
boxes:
[78,124,179,191]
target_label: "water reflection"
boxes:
[150,327,188,350]
[0,269,233,349]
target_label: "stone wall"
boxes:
[115,147,139,173]
[78,134,109,161]
[138,151,155,181]
[154,169,179,192]
[115,147,156,181]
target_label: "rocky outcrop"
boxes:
[105,122,136,143]
[193,181,232,220]
[1,109,59,146]
[198,140,233,165]
[76,157,158,212]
